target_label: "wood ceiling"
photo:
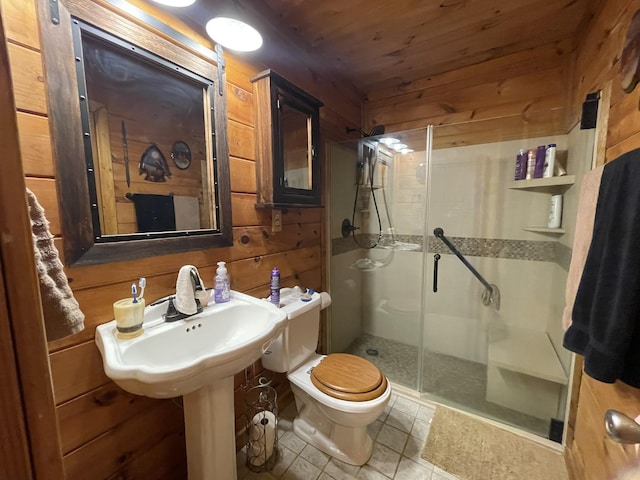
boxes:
[168,0,597,99]
[255,0,597,97]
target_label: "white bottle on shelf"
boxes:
[543,144,557,178]
[547,194,563,228]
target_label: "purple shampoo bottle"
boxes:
[270,267,280,307]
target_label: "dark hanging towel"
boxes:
[564,148,640,387]
[128,193,176,232]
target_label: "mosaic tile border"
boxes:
[332,233,572,269]
[428,236,556,262]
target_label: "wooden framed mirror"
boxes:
[38,0,232,267]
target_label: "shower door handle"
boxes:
[433,254,441,292]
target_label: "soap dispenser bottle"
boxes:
[214,261,230,303]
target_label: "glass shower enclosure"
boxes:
[327,124,594,440]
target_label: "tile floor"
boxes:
[236,391,461,480]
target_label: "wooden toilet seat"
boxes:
[310,353,387,402]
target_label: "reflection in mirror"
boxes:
[75,20,216,238]
[282,104,312,190]
[38,0,232,267]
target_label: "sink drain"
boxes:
[366,348,379,356]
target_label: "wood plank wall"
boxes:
[565,0,640,478]
[363,39,576,148]
[0,0,360,477]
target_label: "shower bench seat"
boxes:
[486,325,568,420]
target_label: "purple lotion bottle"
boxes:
[270,267,280,307]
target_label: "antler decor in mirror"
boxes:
[38,0,232,266]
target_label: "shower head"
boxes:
[369,125,385,137]
[345,125,386,138]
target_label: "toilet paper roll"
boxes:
[248,410,276,467]
[320,291,332,310]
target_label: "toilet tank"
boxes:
[261,288,326,373]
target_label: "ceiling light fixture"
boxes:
[378,137,399,146]
[391,143,408,151]
[206,16,263,52]
[150,0,196,7]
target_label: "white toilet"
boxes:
[262,288,391,465]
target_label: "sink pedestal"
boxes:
[183,376,237,480]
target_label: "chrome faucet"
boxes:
[165,265,205,322]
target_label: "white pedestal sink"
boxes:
[95,291,287,480]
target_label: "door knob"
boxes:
[604,409,640,444]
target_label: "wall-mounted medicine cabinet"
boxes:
[251,70,323,207]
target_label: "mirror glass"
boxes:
[282,104,312,190]
[75,20,217,240]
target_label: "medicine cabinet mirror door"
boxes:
[37,0,232,267]
[274,88,321,205]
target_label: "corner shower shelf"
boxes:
[522,227,566,234]
[488,325,568,385]
[508,175,575,193]
[509,176,575,234]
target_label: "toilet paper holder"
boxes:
[243,379,278,472]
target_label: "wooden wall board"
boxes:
[0,210,32,477]
[227,83,254,127]
[16,111,54,177]
[225,246,321,291]
[231,192,324,227]
[0,103,28,480]
[23,177,60,235]
[431,111,568,150]
[606,129,640,161]
[6,42,47,114]
[0,0,40,50]
[50,341,111,404]
[62,401,184,480]
[230,157,257,193]
[103,431,187,480]
[572,0,635,110]
[57,382,159,455]
[228,120,256,160]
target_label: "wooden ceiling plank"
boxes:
[316,0,549,59]
[351,3,589,91]
[365,39,573,103]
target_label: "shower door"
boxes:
[328,130,428,391]
[421,125,594,439]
